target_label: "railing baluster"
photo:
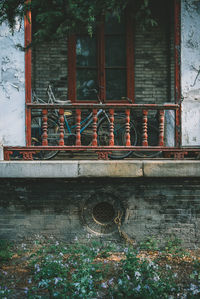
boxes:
[59,108,65,146]
[42,109,48,146]
[125,109,131,146]
[109,109,114,146]
[142,109,148,146]
[159,110,165,146]
[76,109,81,146]
[92,109,98,146]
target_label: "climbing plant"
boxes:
[0,0,157,42]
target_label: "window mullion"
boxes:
[97,18,106,102]
[68,34,76,102]
[126,12,135,103]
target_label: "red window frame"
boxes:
[67,13,135,104]
[25,3,32,146]
[25,0,181,146]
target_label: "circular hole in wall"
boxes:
[92,202,115,225]
[82,194,125,235]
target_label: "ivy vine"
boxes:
[0,0,157,43]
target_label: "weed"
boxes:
[139,237,159,251]
[109,247,178,299]
[1,238,200,298]
[0,239,13,261]
[164,235,182,253]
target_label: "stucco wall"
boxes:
[0,2,200,147]
[181,0,200,145]
[0,21,25,146]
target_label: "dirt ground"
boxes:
[1,237,200,298]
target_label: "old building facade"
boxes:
[0,0,200,247]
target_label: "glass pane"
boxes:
[76,36,97,67]
[105,36,126,67]
[106,70,126,100]
[77,70,98,100]
[105,13,125,34]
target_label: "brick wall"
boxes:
[32,40,68,102]
[32,1,174,104]
[134,0,175,104]
[0,178,199,248]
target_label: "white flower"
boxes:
[193,289,200,295]
[124,248,128,254]
[153,274,160,282]
[190,283,198,291]
[149,261,154,267]
[108,278,114,285]
[166,264,172,270]
[34,264,40,273]
[118,279,123,285]
[54,277,62,285]
[135,271,141,280]
[24,287,28,294]
[21,243,26,249]
[135,285,141,292]
[38,279,49,288]
[101,282,108,288]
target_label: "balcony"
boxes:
[3,101,200,161]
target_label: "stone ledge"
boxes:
[0,160,200,178]
[143,160,200,177]
[78,161,143,178]
[0,161,79,178]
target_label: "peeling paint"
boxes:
[0,1,200,148]
[0,21,25,146]
[181,0,200,145]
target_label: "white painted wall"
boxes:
[181,0,200,145]
[0,2,200,148]
[0,20,25,146]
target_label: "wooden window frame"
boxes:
[25,0,181,146]
[67,12,135,104]
[25,4,32,146]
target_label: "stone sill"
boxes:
[0,160,200,178]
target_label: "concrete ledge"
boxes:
[0,161,79,178]
[0,160,200,178]
[79,161,143,177]
[143,160,200,177]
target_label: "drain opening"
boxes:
[92,202,115,225]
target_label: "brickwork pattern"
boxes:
[0,178,199,247]
[134,0,175,104]
[32,1,174,104]
[32,40,68,102]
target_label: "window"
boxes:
[67,12,134,103]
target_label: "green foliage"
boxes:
[164,235,184,255]
[139,237,159,251]
[28,240,114,298]
[0,239,13,261]
[0,0,156,43]
[1,238,200,298]
[110,247,178,298]
[26,240,180,298]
